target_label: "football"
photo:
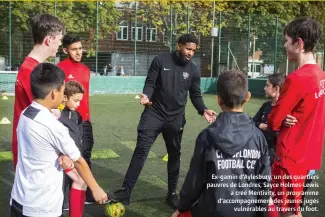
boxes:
[104,202,126,217]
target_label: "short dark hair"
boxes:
[63,35,82,48]
[177,34,199,45]
[284,17,321,52]
[217,69,248,108]
[64,80,85,98]
[31,14,65,45]
[30,63,65,99]
[267,74,286,91]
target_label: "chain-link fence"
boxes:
[0,1,324,78]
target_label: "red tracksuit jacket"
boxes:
[57,58,91,121]
[268,64,325,170]
[12,57,39,168]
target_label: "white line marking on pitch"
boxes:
[0,176,12,186]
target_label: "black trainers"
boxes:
[85,188,96,205]
[62,185,69,211]
[109,188,131,206]
[62,195,69,211]
[165,192,179,209]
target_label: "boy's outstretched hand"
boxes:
[92,187,108,204]
[203,109,218,123]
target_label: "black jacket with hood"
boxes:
[178,112,271,217]
[59,107,83,153]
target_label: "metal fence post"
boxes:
[274,16,278,74]
[210,0,215,78]
[134,2,137,76]
[170,2,173,52]
[217,11,221,77]
[186,0,190,33]
[247,13,250,76]
[9,1,12,69]
[54,0,57,16]
[95,1,99,75]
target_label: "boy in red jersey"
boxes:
[12,14,64,169]
[268,17,325,217]
[57,35,95,203]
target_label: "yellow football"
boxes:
[104,202,126,217]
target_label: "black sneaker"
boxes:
[165,192,179,209]
[109,188,130,206]
[62,186,69,211]
[62,195,69,211]
[85,188,96,205]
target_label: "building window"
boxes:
[146,28,157,42]
[116,21,128,40]
[131,27,143,41]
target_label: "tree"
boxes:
[1,0,324,71]
[55,1,122,56]
[135,0,228,49]
[0,1,121,65]
[224,1,325,70]
[133,0,325,72]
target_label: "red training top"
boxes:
[268,64,325,170]
[57,58,91,121]
[12,57,40,168]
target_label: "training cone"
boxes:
[2,96,8,100]
[0,117,11,124]
[104,202,125,217]
[162,154,168,162]
[135,95,140,99]
[1,91,8,96]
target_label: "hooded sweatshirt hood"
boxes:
[206,112,256,157]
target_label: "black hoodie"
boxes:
[59,107,83,153]
[178,112,271,217]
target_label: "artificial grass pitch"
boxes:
[0,149,119,162]
[120,140,157,159]
[0,151,12,162]
[91,149,120,159]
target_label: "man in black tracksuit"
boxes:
[172,69,271,217]
[110,34,217,209]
